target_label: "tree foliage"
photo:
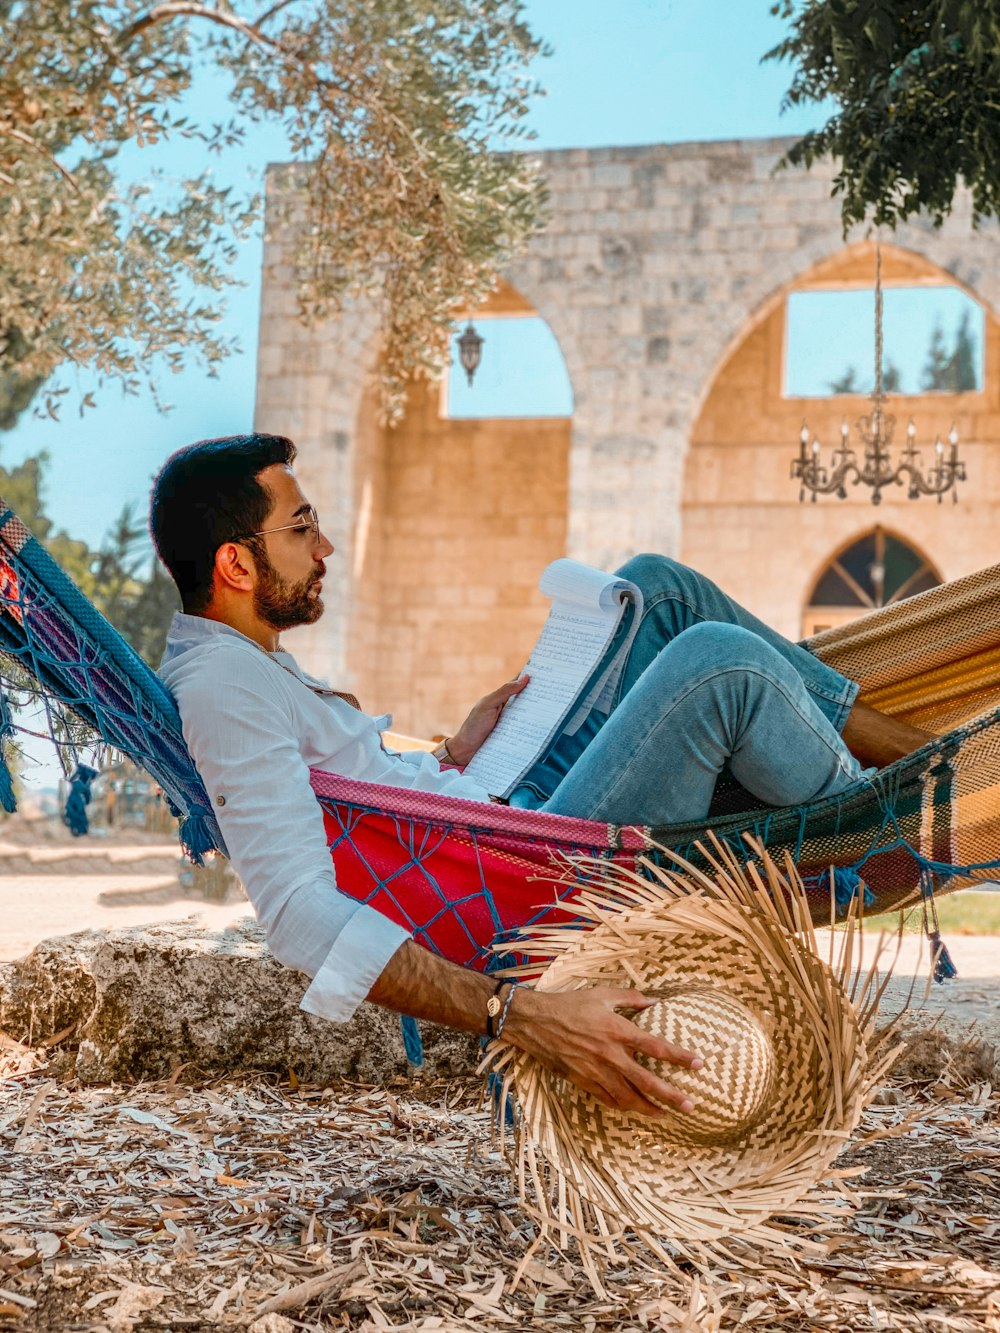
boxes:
[921,308,978,390]
[826,364,860,393]
[1,1,546,423]
[768,1,1000,230]
[822,324,976,396]
[825,358,899,393]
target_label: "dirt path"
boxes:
[819,926,1000,1044]
[1,850,997,1045]
[0,871,250,963]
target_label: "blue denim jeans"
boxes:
[510,555,868,825]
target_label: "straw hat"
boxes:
[483,836,902,1268]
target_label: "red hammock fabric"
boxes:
[311,770,648,970]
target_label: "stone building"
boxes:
[254,136,1000,739]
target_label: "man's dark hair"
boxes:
[150,433,297,614]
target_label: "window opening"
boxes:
[444,316,573,420]
[785,287,984,397]
[803,528,940,636]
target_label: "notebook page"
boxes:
[538,558,623,610]
[463,561,633,796]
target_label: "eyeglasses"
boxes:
[236,505,321,544]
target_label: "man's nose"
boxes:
[316,530,335,558]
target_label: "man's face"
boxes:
[249,465,334,631]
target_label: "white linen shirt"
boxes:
[158,613,492,1023]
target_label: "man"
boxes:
[152,433,928,1118]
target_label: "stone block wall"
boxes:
[256,138,1000,728]
[348,376,569,736]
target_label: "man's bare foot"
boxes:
[842,699,934,768]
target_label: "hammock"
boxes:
[2,494,1000,982]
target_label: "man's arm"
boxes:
[443,676,529,765]
[399,679,705,1115]
[369,939,701,1118]
[168,646,410,1021]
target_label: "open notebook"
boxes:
[464,559,643,798]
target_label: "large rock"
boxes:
[0,918,478,1083]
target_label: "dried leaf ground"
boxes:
[0,1030,997,1333]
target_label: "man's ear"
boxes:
[213,541,256,595]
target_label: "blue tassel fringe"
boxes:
[832,866,875,914]
[63,763,98,837]
[929,931,958,983]
[0,687,16,814]
[920,868,958,984]
[0,754,15,815]
[400,1015,424,1067]
[180,807,215,866]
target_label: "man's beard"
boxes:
[253,553,325,630]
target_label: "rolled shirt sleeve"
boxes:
[169,643,410,1023]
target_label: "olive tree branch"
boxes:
[0,125,81,191]
[254,0,298,28]
[118,1,277,52]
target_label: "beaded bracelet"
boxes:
[484,977,507,1040]
[494,981,521,1042]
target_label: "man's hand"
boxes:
[446,674,529,766]
[504,986,703,1118]
[369,941,701,1118]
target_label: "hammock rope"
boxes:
[2,495,1000,1016]
[0,501,222,859]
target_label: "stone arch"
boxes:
[681,223,1000,459]
[688,238,996,433]
[443,282,575,419]
[346,278,575,737]
[502,266,589,407]
[681,238,1000,642]
[801,525,943,637]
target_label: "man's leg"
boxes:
[540,622,867,827]
[615,554,859,731]
[841,700,934,767]
[617,555,931,763]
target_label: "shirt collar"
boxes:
[161,610,297,665]
[160,612,327,688]
[160,613,390,726]
[162,611,263,652]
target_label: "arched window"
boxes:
[802,528,941,636]
[444,316,574,419]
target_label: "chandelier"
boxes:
[791,245,966,505]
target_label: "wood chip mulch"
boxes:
[0,1031,997,1332]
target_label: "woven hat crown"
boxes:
[636,985,776,1146]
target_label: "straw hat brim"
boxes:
[483,836,903,1266]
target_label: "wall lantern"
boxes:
[457,320,484,386]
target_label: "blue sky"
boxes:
[1,1,862,547]
[786,288,983,396]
